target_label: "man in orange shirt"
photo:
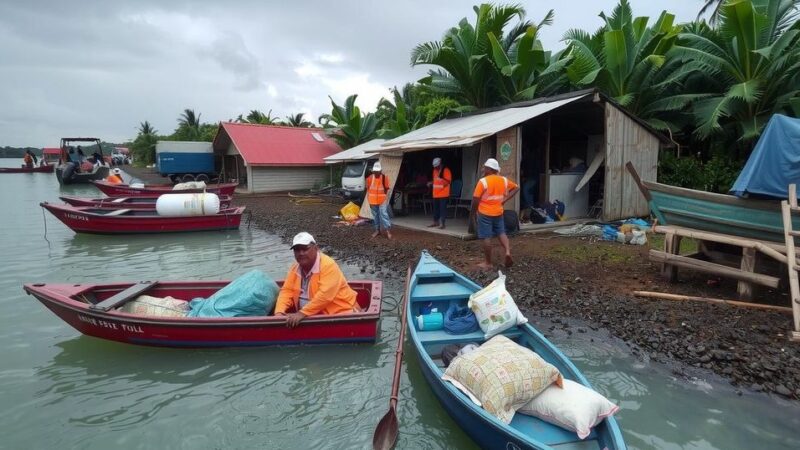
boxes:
[274,232,359,327]
[106,168,124,184]
[428,157,452,229]
[366,162,392,239]
[470,158,520,270]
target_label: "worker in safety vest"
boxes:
[427,157,452,229]
[366,162,392,239]
[274,232,359,328]
[470,158,519,269]
[106,167,124,184]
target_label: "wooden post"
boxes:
[661,231,680,282]
[737,247,756,300]
[542,116,551,203]
[781,183,800,341]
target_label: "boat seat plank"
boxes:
[89,281,157,311]
[105,208,132,216]
[111,197,127,203]
[411,282,473,302]
[418,328,522,344]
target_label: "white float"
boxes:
[156,193,221,217]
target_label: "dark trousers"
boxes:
[432,198,448,224]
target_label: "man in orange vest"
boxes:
[106,168,124,184]
[366,162,392,239]
[428,157,452,229]
[470,158,519,269]
[274,232,359,327]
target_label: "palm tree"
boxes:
[318,94,378,149]
[410,3,531,109]
[560,0,683,131]
[377,86,422,139]
[698,0,724,24]
[670,0,800,151]
[177,109,202,140]
[284,113,314,127]
[132,120,159,165]
[487,9,570,102]
[138,121,156,136]
[236,109,281,125]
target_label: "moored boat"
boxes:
[406,251,626,450]
[626,162,799,242]
[55,137,110,185]
[59,194,234,210]
[40,202,245,234]
[93,180,239,197]
[0,164,54,174]
[23,279,382,347]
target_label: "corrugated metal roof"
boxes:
[379,93,590,152]
[323,139,386,163]
[215,123,341,166]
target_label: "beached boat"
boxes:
[0,164,54,174]
[23,279,382,347]
[93,180,239,197]
[40,202,245,234]
[626,162,799,243]
[406,251,626,450]
[59,194,234,210]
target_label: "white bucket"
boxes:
[156,193,221,217]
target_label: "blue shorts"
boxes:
[477,213,505,239]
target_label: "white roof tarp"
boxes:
[323,139,386,163]
[378,94,590,152]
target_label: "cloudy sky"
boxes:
[0,0,704,147]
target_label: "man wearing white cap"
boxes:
[106,167,123,184]
[274,232,358,327]
[470,158,519,269]
[365,162,392,239]
[427,157,452,229]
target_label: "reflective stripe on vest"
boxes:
[479,176,508,202]
[367,175,387,205]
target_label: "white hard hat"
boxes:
[432,157,441,167]
[484,158,500,172]
[291,232,316,249]
[112,168,121,174]
[372,162,382,172]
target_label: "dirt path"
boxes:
[118,165,799,401]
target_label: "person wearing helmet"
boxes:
[106,167,124,184]
[366,162,392,239]
[470,158,519,269]
[274,232,359,327]
[428,157,452,229]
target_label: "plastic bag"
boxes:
[467,271,528,338]
[187,270,279,317]
[339,201,361,222]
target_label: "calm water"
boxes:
[1,160,798,450]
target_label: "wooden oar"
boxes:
[372,267,412,450]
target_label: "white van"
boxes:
[341,158,377,202]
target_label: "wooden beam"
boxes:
[90,281,157,312]
[737,247,757,300]
[649,250,781,288]
[624,161,651,201]
[632,290,793,314]
[654,225,788,264]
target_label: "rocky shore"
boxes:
[120,166,800,400]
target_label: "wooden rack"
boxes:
[781,184,800,341]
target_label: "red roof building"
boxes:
[213,122,342,193]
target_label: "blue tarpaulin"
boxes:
[187,270,279,317]
[730,114,800,199]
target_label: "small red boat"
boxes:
[0,164,54,174]
[59,194,234,210]
[93,180,238,197]
[40,202,245,234]
[23,279,382,347]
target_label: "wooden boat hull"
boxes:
[0,164,54,173]
[40,202,244,234]
[23,280,382,347]
[407,252,626,450]
[59,194,233,210]
[93,180,238,197]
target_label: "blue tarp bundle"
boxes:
[187,269,279,317]
[730,114,800,199]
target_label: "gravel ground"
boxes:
[121,165,800,401]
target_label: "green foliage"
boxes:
[318,94,378,149]
[236,109,281,125]
[130,121,159,166]
[658,150,742,193]
[415,96,462,126]
[283,113,314,127]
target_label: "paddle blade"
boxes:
[372,407,398,450]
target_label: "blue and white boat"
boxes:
[406,251,626,450]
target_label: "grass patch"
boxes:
[648,233,698,254]
[549,242,636,264]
